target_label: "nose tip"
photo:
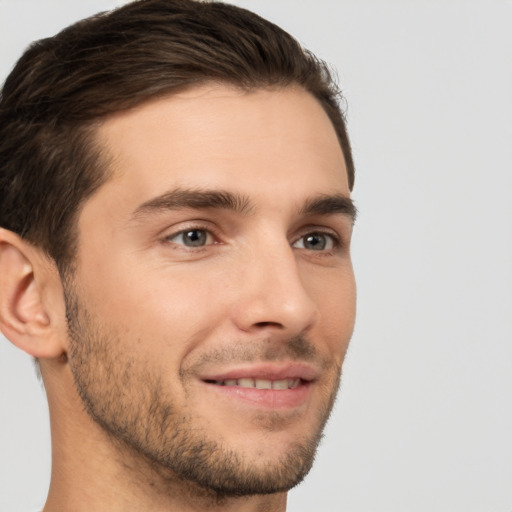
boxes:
[231,249,319,337]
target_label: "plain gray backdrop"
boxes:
[1,1,511,511]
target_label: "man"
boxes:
[0,1,356,510]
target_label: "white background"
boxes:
[1,1,511,511]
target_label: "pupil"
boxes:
[184,230,206,246]
[305,233,326,250]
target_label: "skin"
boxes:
[0,84,356,512]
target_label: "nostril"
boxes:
[254,321,283,329]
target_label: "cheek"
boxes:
[307,265,356,353]
[78,254,230,365]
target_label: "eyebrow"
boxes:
[132,188,253,219]
[131,188,357,223]
[300,194,357,224]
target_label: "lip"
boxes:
[198,363,318,410]
[199,362,319,383]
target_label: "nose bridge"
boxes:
[231,231,318,335]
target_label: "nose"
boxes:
[230,238,319,337]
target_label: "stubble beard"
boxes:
[64,285,342,499]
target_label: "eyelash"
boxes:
[161,225,342,253]
[162,223,219,249]
[292,230,341,252]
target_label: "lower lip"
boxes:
[203,381,312,409]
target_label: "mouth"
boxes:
[199,364,316,409]
[204,377,302,390]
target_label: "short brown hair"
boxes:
[0,0,355,273]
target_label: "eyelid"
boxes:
[167,229,214,247]
[292,232,339,251]
[160,221,221,247]
[292,225,342,248]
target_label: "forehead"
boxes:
[88,84,349,218]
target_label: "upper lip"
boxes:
[199,363,319,383]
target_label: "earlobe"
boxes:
[0,228,65,359]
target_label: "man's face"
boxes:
[65,84,356,495]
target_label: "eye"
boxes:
[166,228,214,247]
[293,232,336,251]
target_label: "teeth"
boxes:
[255,379,272,389]
[272,379,289,390]
[238,378,255,388]
[215,378,301,389]
[291,378,300,389]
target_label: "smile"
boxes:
[207,378,302,390]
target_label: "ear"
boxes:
[0,228,67,359]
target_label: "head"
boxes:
[0,0,356,503]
